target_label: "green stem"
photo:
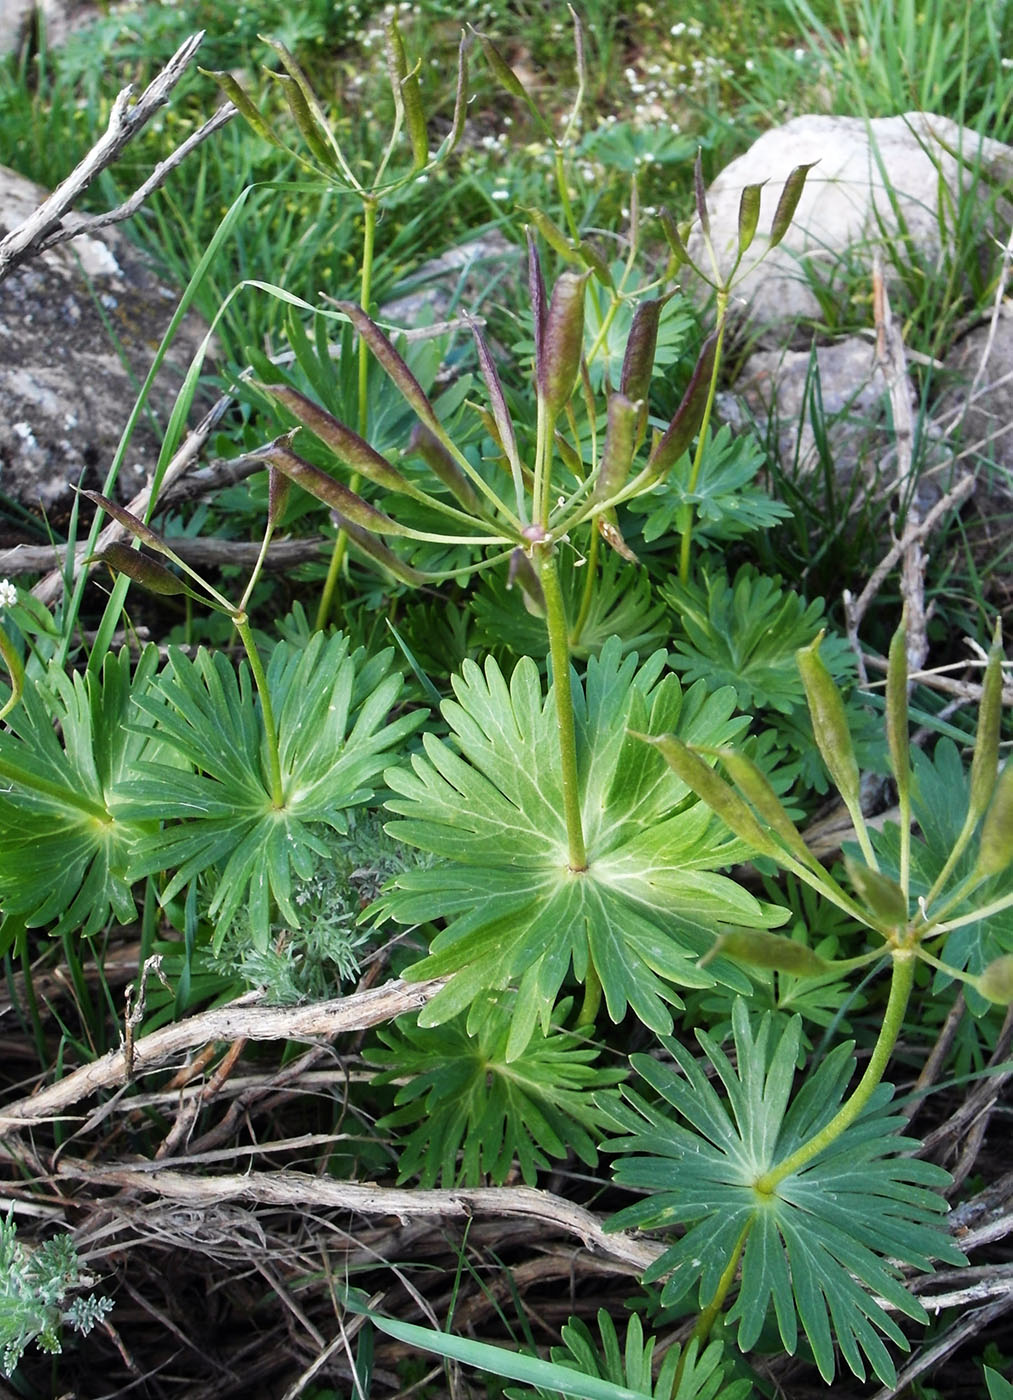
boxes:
[537,547,587,871]
[756,949,917,1193]
[677,295,727,584]
[569,526,601,648]
[235,615,284,808]
[576,964,602,1028]
[679,1219,753,1381]
[318,198,377,630]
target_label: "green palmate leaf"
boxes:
[629,425,791,546]
[373,638,787,1055]
[120,633,422,947]
[369,994,624,1186]
[0,649,159,937]
[605,1000,963,1386]
[662,565,850,715]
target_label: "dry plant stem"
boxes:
[868,1292,1013,1400]
[55,1159,665,1273]
[0,536,327,577]
[902,990,965,1122]
[0,977,446,1134]
[0,33,232,279]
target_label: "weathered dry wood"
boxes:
[0,33,235,280]
[0,978,446,1134]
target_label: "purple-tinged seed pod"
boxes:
[593,393,638,504]
[540,270,589,419]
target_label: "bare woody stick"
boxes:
[0,32,235,281]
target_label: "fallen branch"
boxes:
[0,33,235,280]
[55,1159,665,1274]
[0,977,446,1135]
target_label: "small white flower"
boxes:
[0,580,16,610]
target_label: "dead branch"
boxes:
[55,1158,665,1274]
[0,978,446,1135]
[0,33,235,281]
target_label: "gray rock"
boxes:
[0,164,212,521]
[689,113,1013,331]
[937,308,1013,475]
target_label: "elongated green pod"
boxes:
[469,320,521,482]
[200,69,287,149]
[659,207,692,267]
[332,302,442,435]
[507,547,546,614]
[713,747,822,871]
[472,27,551,136]
[886,614,910,806]
[258,440,409,536]
[592,393,637,503]
[737,182,764,255]
[268,71,339,174]
[81,489,182,563]
[408,423,480,512]
[693,150,710,237]
[701,928,830,976]
[637,732,779,856]
[385,17,428,169]
[644,330,717,480]
[335,517,426,586]
[540,271,589,419]
[974,763,1013,879]
[524,208,579,262]
[978,953,1013,1004]
[843,855,908,928]
[769,162,818,249]
[267,465,290,529]
[90,543,203,601]
[575,238,612,288]
[257,382,413,496]
[968,620,1005,825]
[796,632,861,812]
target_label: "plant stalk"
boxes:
[756,948,916,1192]
[537,546,587,871]
[677,293,727,583]
[234,615,284,808]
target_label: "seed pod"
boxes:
[0,623,24,723]
[640,733,779,856]
[693,150,710,237]
[659,207,692,268]
[575,238,612,288]
[769,162,818,249]
[258,383,413,496]
[844,855,908,928]
[968,619,1005,824]
[737,181,764,255]
[507,548,546,615]
[200,69,287,150]
[540,270,589,419]
[259,440,409,537]
[592,393,638,504]
[332,301,442,436]
[80,489,180,562]
[408,424,480,512]
[702,928,830,976]
[333,516,425,586]
[267,465,291,529]
[645,330,717,480]
[978,954,1013,1005]
[385,17,428,169]
[472,27,550,136]
[975,763,1013,879]
[524,208,579,262]
[527,230,548,379]
[619,294,672,407]
[715,747,820,871]
[796,633,861,811]
[469,319,520,483]
[886,614,910,804]
[267,71,338,173]
[91,543,200,600]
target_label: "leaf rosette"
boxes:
[373,638,787,1056]
[604,999,964,1385]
